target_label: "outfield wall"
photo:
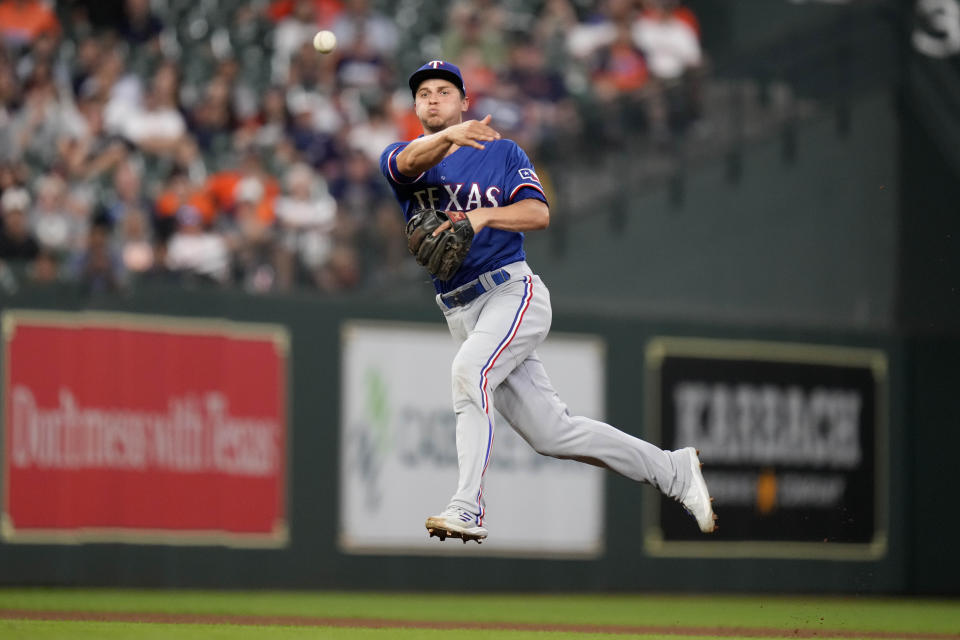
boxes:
[0,283,940,595]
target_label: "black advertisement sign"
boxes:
[644,338,887,559]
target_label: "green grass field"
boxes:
[0,589,957,639]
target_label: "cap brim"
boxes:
[409,69,465,96]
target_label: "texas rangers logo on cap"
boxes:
[409,60,466,97]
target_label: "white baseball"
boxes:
[313,30,337,54]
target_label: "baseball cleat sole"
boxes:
[425,517,486,544]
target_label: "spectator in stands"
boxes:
[0,186,38,261]
[565,0,633,63]
[116,207,154,275]
[82,41,128,107]
[632,0,704,137]
[274,161,337,290]
[14,25,61,86]
[226,175,277,292]
[267,0,342,30]
[0,0,60,50]
[229,3,274,91]
[0,56,21,151]
[442,1,507,69]
[68,33,102,97]
[389,90,422,143]
[54,93,127,182]
[334,25,392,102]
[60,53,145,275]
[287,37,338,96]
[62,0,125,34]
[171,134,208,184]
[272,0,321,84]
[164,202,230,284]
[331,0,398,58]
[0,160,29,193]
[505,39,568,106]
[456,45,498,101]
[117,0,164,73]
[153,169,216,232]
[215,57,259,127]
[117,61,187,156]
[286,90,342,172]
[362,197,407,287]
[30,172,80,257]
[187,74,237,160]
[65,209,125,293]
[469,73,526,146]
[118,0,163,49]
[63,185,96,254]
[534,0,580,74]
[314,241,360,293]
[7,60,83,168]
[249,86,291,152]
[205,150,279,225]
[633,0,701,80]
[503,37,576,147]
[27,248,58,283]
[590,21,652,142]
[103,158,150,225]
[347,98,398,166]
[593,23,649,98]
[327,147,389,220]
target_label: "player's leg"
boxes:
[428,272,549,541]
[495,353,717,533]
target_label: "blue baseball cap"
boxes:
[408,61,466,97]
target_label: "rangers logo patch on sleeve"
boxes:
[518,168,541,184]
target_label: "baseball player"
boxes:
[379,60,716,543]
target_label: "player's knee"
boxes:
[519,424,564,457]
[451,356,483,406]
[528,419,577,458]
[530,439,562,457]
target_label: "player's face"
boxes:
[414,79,468,133]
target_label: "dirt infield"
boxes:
[2,609,958,639]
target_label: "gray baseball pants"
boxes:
[437,261,691,524]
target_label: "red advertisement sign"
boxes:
[2,311,289,546]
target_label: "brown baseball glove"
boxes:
[404,208,475,281]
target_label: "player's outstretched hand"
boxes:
[446,114,501,150]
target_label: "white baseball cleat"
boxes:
[425,506,488,544]
[677,447,718,533]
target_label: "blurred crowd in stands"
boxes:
[0,0,703,295]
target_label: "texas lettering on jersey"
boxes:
[410,183,502,211]
[380,137,547,293]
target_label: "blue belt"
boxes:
[440,268,511,308]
